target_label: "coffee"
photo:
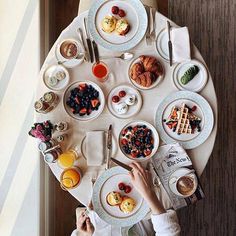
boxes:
[60,40,78,59]
[176,175,196,196]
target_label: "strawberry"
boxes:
[91,99,99,108]
[144,149,152,156]
[124,185,132,193]
[79,108,87,114]
[112,95,120,103]
[131,151,139,158]
[79,83,87,91]
[121,138,128,145]
[191,105,197,112]
[121,128,128,136]
[118,9,126,17]
[111,6,119,14]
[118,182,125,190]
[75,97,80,104]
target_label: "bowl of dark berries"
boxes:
[63,81,105,121]
[119,120,159,161]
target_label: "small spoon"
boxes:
[57,53,84,65]
[101,52,134,61]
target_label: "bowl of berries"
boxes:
[119,120,159,161]
[63,81,105,121]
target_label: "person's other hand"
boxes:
[77,210,95,236]
[128,162,154,200]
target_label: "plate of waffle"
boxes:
[92,166,149,227]
[155,91,214,149]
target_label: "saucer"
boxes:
[55,38,84,68]
[168,167,198,197]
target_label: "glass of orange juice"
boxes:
[57,149,78,169]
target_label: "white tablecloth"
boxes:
[36,11,217,210]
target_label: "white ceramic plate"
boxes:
[107,84,142,119]
[43,64,70,91]
[80,130,117,160]
[63,81,105,121]
[119,120,159,161]
[55,39,84,68]
[128,57,164,90]
[168,167,198,197]
[156,28,170,61]
[92,166,149,227]
[88,0,147,51]
[155,91,214,149]
[172,59,208,92]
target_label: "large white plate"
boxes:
[155,91,214,149]
[172,59,208,92]
[107,84,142,119]
[88,0,148,51]
[63,81,105,121]
[92,166,149,227]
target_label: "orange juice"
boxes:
[58,149,78,169]
[60,167,82,190]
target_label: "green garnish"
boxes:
[180,65,199,85]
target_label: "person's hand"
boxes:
[128,162,154,200]
[77,210,95,236]
[129,162,166,215]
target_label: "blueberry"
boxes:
[127,126,132,131]
[142,125,146,128]
[163,119,166,122]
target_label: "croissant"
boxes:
[134,72,155,87]
[130,62,144,80]
[139,55,164,78]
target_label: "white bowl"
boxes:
[119,120,159,162]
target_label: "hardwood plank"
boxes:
[169,0,236,235]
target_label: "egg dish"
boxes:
[119,196,136,213]
[101,15,117,33]
[115,19,130,36]
[106,191,123,206]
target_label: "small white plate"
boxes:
[92,166,149,227]
[63,81,105,121]
[55,39,84,68]
[168,167,198,197]
[107,84,142,119]
[43,64,69,91]
[119,120,160,162]
[172,59,208,92]
[128,57,164,90]
[88,0,147,51]
[155,91,214,149]
[156,28,170,62]
[80,130,117,160]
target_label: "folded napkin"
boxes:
[171,26,191,62]
[85,131,105,166]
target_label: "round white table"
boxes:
[36,10,217,209]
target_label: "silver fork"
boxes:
[149,8,156,41]
[87,176,97,211]
[146,7,155,45]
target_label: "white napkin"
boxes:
[171,26,191,62]
[85,131,105,166]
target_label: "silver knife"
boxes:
[111,158,133,172]
[167,21,173,67]
[106,125,112,170]
[83,18,94,63]
[92,40,99,63]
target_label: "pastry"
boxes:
[119,196,136,213]
[180,65,199,85]
[130,62,144,80]
[134,72,155,87]
[115,19,130,36]
[101,16,117,33]
[139,55,164,78]
[106,191,122,206]
[125,94,136,106]
[115,102,128,114]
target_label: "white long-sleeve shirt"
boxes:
[71,210,180,236]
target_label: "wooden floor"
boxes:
[48,0,235,235]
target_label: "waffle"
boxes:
[176,104,192,134]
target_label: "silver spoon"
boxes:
[57,53,84,65]
[101,52,134,61]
